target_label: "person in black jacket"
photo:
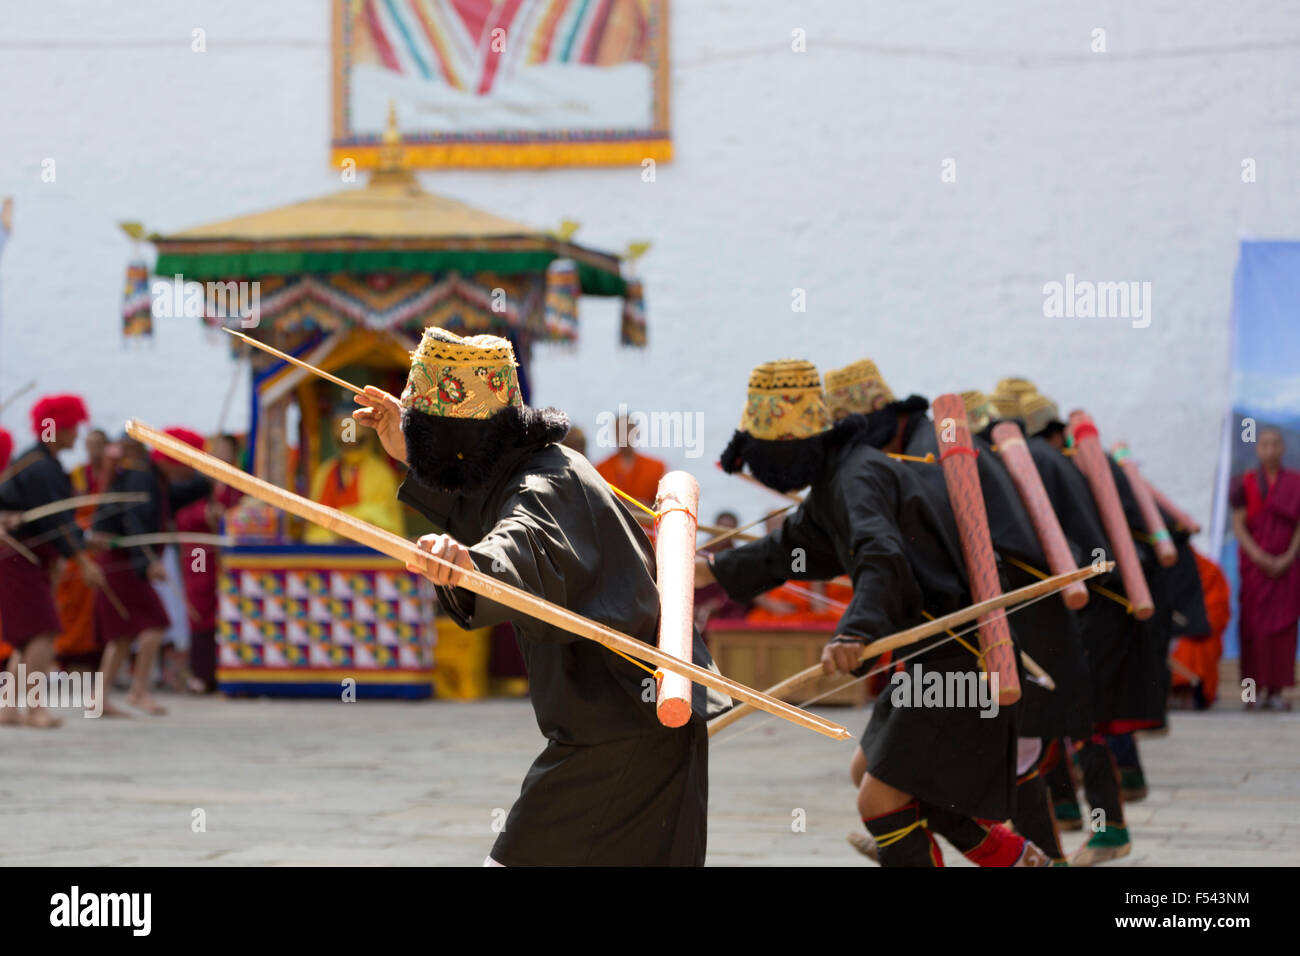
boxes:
[697,360,1045,867]
[0,394,103,728]
[89,433,212,716]
[354,328,727,866]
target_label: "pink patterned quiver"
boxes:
[932,394,1021,705]
[1067,412,1154,619]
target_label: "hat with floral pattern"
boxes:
[400,328,522,420]
[823,359,895,419]
[961,390,994,434]
[737,360,832,440]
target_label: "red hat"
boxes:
[30,394,89,436]
[0,427,12,471]
[151,427,207,465]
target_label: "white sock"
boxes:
[1016,737,1043,775]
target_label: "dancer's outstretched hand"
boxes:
[353,386,407,464]
[408,533,473,587]
[821,636,866,675]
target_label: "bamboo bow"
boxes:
[127,419,851,742]
[707,562,1111,736]
[110,532,233,549]
[18,492,148,524]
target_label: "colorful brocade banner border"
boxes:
[330,0,672,169]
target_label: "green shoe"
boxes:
[1086,822,1129,847]
[1054,801,1083,831]
[1069,841,1132,866]
[1120,767,1148,802]
[1069,825,1131,866]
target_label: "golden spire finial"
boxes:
[378,99,404,172]
[552,219,581,242]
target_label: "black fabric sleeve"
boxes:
[827,460,923,640]
[434,492,577,640]
[48,513,82,557]
[1107,459,1158,565]
[710,503,842,602]
[14,455,82,557]
[396,472,456,534]
[1032,445,1112,577]
[168,474,214,512]
[99,469,161,573]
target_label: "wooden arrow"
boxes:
[707,562,1110,736]
[128,419,852,742]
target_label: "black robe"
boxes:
[906,422,1093,740]
[712,436,1018,821]
[1109,462,1209,723]
[1024,438,1148,728]
[1026,441,1171,727]
[0,443,82,559]
[397,441,725,866]
[1101,458,1178,727]
[92,467,211,575]
[1156,504,1210,637]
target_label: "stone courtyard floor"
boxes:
[2,688,1296,866]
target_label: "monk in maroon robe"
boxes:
[1230,427,1300,710]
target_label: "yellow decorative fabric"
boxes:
[824,359,895,418]
[400,327,522,419]
[738,360,832,440]
[304,453,405,544]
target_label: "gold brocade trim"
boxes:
[747,359,822,392]
[331,140,674,170]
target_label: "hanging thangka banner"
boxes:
[331,0,671,168]
[122,260,154,340]
[1209,240,1300,660]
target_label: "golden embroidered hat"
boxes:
[1019,392,1062,437]
[990,377,1039,421]
[738,359,833,441]
[400,327,522,420]
[961,390,994,433]
[823,359,895,419]
[996,377,1038,397]
[989,387,1023,421]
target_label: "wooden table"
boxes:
[706,618,869,707]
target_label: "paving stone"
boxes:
[3,695,1298,865]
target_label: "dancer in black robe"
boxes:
[828,372,1090,863]
[958,389,1095,863]
[0,394,102,728]
[985,384,1137,864]
[994,382,1188,864]
[355,328,726,866]
[698,359,1045,867]
[90,433,212,716]
[1101,457,1207,811]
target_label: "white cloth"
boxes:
[483,856,505,867]
[1016,737,1043,775]
[151,545,192,651]
[0,221,8,345]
